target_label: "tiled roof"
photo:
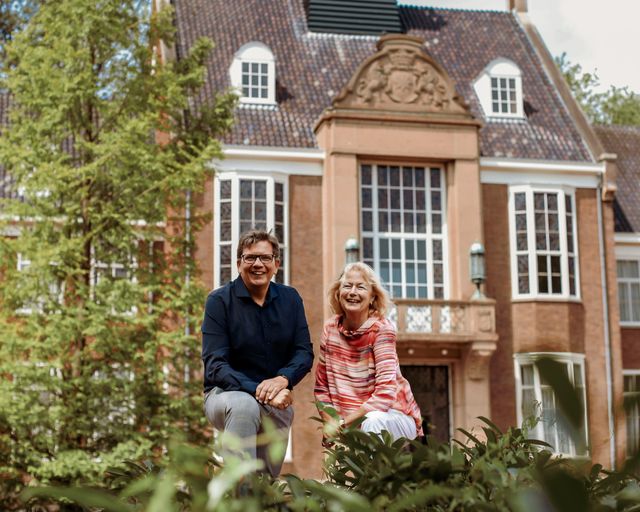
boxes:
[173,0,592,161]
[594,125,640,233]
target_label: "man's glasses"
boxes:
[241,254,277,264]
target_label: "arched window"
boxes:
[229,42,276,105]
[474,58,524,118]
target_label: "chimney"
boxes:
[508,0,528,12]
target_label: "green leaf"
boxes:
[21,487,133,512]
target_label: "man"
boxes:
[201,230,314,477]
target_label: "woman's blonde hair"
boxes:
[328,262,391,318]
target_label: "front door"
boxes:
[401,365,450,442]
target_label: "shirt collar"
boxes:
[233,276,279,304]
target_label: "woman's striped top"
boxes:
[314,314,423,437]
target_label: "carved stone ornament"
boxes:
[333,34,469,115]
[466,341,497,381]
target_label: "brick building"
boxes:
[1,0,634,477]
[159,0,640,476]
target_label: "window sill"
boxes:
[511,296,582,304]
[620,323,640,329]
[238,100,278,109]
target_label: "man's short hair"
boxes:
[236,230,281,260]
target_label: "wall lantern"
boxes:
[469,242,486,299]
[344,237,360,264]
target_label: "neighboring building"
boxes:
[595,125,640,461]
[164,0,630,476]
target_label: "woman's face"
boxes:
[339,269,374,320]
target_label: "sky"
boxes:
[401,0,640,94]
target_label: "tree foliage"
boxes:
[556,52,640,126]
[0,0,235,506]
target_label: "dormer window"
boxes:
[230,42,276,105]
[474,58,524,119]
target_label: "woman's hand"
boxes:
[267,388,293,409]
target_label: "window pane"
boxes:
[405,240,415,260]
[433,240,442,261]
[220,202,231,221]
[619,283,630,322]
[391,211,401,232]
[220,180,232,200]
[378,188,388,208]
[632,283,640,322]
[521,364,534,386]
[363,237,373,259]
[390,189,400,209]
[522,388,536,418]
[432,214,442,234]
[362,211,373,232]
[361,187,372,208]
[618,260,640,278]
[361,165,372,185]
[430,168,441,188]
[240,180,252,199]
[379,239,389,259]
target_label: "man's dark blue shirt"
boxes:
[201,277,314,394]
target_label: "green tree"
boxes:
[0,0,234,505]
[556,52,640,126]
[0,0,38,69]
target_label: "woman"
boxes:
[314,262,423,441]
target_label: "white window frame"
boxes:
[514,352,589,457]
[508,185,580,300]
[623,370,640,458]
[229,42,276,105]
[616,245,640,326]
[213,172,289,288]
[92,363,136,429]
[90,256,139,316]
[359,163,449,300]
[473,58,524,119]
[16,253,64,314]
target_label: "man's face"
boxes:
[237,240,280,292]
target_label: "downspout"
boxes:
[596,179,616,469]
[184,189,191,386]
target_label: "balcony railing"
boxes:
[389,298,497,343]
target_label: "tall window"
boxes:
[215,175,287,287]
[229,42,276,105]
[360,164,446,299]
[624,372,640,458]
[473,58,524,119]
[617,259,640,324]
[515,353,588,457]
[509,187,579,299]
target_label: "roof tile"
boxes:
[595,125,640,233]
[173,0,592,161]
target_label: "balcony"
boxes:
[390,298,498,379]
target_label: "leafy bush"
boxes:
[21,415,640,512]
